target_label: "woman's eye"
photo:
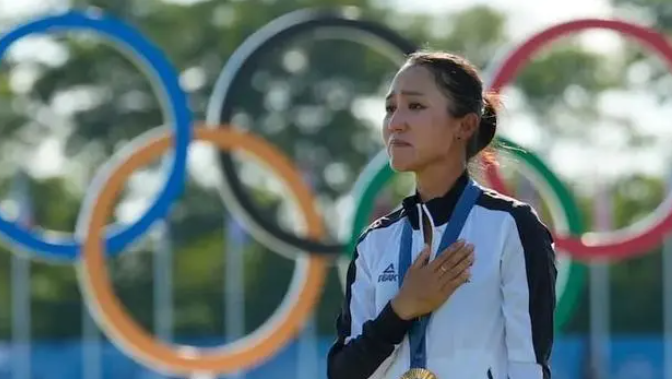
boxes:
[385,104,396,113]
[409,102,425,110]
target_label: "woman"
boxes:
[326,51,557,379]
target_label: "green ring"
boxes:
[343,137,586,332]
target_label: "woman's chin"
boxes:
[389,159,416,173]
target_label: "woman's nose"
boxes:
[386,110,407,132]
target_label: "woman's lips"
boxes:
[389,139,411,147]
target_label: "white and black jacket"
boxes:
[327,173,557,379]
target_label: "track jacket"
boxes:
[327,173,557,379]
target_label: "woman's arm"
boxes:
[327,239,413,379]
[501,204,557,379]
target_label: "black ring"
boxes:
[205,7,417,256]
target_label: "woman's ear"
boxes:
[457,113,479,140]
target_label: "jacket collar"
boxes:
[401,171,470,230]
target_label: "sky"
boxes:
[1,0,672,227]
[391,0,616,43]
[0,0,623,51]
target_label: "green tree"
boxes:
[2,0,659,343]
[0,0,519,340]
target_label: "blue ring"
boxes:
[0,9,191,261]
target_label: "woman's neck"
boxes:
[415,160,466,203]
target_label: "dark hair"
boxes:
[404,51,500,166]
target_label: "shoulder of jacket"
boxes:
[476,187,554,250]
[353,206,406,249]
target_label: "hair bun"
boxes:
[477,92,500,154]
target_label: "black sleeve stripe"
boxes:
[511,204,557,379]
[327,221,412,379]
[333,247,356,345]
[477,190,557,379]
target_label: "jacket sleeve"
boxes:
[327,237,413,379]
[501,204,557,379]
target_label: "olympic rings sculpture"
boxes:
[0,9,192,261]
[483,19,672,260]
[0,6,670,376]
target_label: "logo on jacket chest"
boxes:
[377,263,397,283]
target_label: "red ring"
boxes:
[484,19,672,260]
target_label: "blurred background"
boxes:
[0,0,672,378]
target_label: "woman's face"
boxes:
[383,64,468,174]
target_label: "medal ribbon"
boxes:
[397,179,482,369]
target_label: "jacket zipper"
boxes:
[416,204,426,253]
[421,203,438,259]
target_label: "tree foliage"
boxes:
[0,0,667,341]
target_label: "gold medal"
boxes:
[399,368,438,379]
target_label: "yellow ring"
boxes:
[77,127,329,374]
